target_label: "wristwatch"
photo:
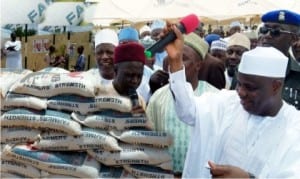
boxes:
[248,172,256,178]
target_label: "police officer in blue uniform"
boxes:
[260,9,300,110]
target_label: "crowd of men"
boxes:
[88,9,300,178]
[3,9,300,178]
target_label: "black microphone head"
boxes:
[128,88,139,107]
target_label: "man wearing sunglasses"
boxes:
[259,9,300,110]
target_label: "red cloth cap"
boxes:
[114,42,146,64]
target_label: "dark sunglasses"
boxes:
[259,26,296,37]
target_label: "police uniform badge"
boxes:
[278,11,285,22]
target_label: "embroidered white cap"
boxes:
[238,46,288,78]
[228,32,251,50]
[94,29,118,47]
[210,39,227,51]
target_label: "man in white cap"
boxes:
[139,25,151,39]
[164,24,300,178]
[150,19,168,70]
[225,32,250,89]
[88,29,118,85]
[210,39,228,65]
[228,21,242,36]
[197,39,227,89]
[223,21,242,42]
[243,31,258,49]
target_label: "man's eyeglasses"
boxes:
[259,26,296,37]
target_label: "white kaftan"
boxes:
[4,40,22,69]
[169,68,300,178]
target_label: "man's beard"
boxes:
[227,66,236,77]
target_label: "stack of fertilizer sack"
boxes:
[1,67,174,178]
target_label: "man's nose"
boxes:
[101,52,110,58]
[228,56,238,63]
[131,76,139,84]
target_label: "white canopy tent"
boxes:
[194,0,279,21]
[90,0,216,25]
[272,0,300,13]
[89,0,300,27]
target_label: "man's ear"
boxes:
[272,79,283,95]
[291,33,298,44]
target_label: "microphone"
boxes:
[128,88,139,108]
[145,14,200,58]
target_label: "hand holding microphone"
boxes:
[145,14,200,58]
[153,14,200,72]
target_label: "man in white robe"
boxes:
[165,24,300,178]
[4,32,22,69]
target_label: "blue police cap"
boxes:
[118,27,139,43]
[261,10,300,26]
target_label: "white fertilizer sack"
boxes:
[47,95,132,114]
[43,173,78,178]
[1,108,82,135]
[72,110,153,130]
[123,164,174,178]
[0,68,32,98]
[98,165,134,178]
[1,127,40,144]
[32,128,121,151]
[109,130,173,148]
[1,172,25,178]
[38,67,69,73]
[87,143,171,167]
[0,157,46,178]
[3,145,100,178]
[9,71,97,97]
[1,93,47,110]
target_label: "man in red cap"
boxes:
[111,42,146,112]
